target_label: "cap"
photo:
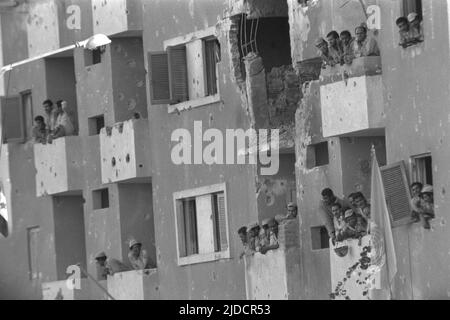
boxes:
[246,222,259,231]
[407,12,418,22]
[421,185,433,194]
[128,239,142,249]
[287,202,297,209]
[315,37,326,47]
[95,251,107,260]
[261,218,271,226]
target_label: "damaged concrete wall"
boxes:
[143,0,257,299]
[110,37,148,122]
[292,0,450,300]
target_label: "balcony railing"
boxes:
[244,219,300,300]
[319,57,384,138]
[106,269,159,300]
[34,136,83,197]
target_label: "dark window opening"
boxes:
[88,115,105,136]
[20,91,33,140]
[205,38,221,96]
[311,226,330,250]
[85,46,105,67]
[27,226,40,280]
[412,154,432,186]
[180,198,199,257]
[238,15,291,72]
[306,142,329,169]
[403,0,422,19]
[93,188,109,210]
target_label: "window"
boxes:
[20,91,33,139]
[173,183,229,265]
[380,161,412,227]
[306,142,329,169]
[27,226,40,280]
[403,0,422,19]
[311,226,330,250]
[149,27,221,112]
[411,153,432,185]
[88,115,105,136]
[93,188,109,210]
[85,46,105,67]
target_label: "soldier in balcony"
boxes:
[48,100,75,142]
[396,16,414,48]
[419,185,435,230]
[340,30,355,65]
[246,222,261,253]
[31,116,48,144]
[319,188,350,244]
[352,25,380,59]
[315,37,337,68]
[331,203,346,242]
[353,192,371,221]
[259,218,279,254]
[408,13,424,43]
[95,251,130,280]
[326,31,343,65]
[128,239,153,270]
[238,226,251,259]
[410,182,423,223]
[42,99,58,134]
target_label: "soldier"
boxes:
[353,25,380,58]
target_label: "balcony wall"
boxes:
[107,269,160,300]
[330,236,382,300]
[42,279,109,300]
[34,136,83,197]
[100,119,151,184]
[244,219,301,300]
[320,57,384,138]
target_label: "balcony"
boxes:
[100,119,151,184]
[244,219,300,300]
[330,236,381,300]
[319,57,384,138]
[34,136,83,197]
[107,269,160,300]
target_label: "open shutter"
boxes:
[1,96,25,143]
[148,51,171,104]
[380,161,412,227]
[216,192,228,251]
[168,46,189,103]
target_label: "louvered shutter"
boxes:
[148,51,171,104]
[168,46,189,103]
[380,161,412,227]
[216,192,228,251]
[1,96,25,143]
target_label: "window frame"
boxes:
[159,27,221,114]
[20,90,34,140]
[410,153,433,186]
[173,182,230,266]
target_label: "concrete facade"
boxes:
[0,0,449,300]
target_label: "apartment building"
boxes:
[0,0,449,300]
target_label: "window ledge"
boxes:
[168,94,221,114]
[177,250,230,266]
